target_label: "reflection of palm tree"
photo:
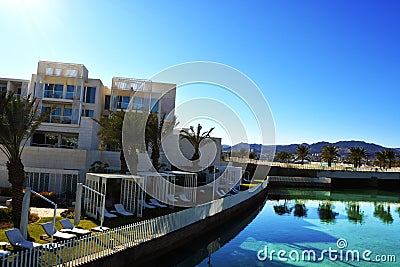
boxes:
[273,199,293,215]
[346,202,364,224]
[293,201,307,218]
[397,206,400,218]
[318,202,338,223]
[373,203,394,224]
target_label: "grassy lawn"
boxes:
[0,206,185,249]
[0,217,99,245]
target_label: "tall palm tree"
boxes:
[295,145,310,165]
[275,151,292,163]
[145,113,176,171]
[180,124,214,161]
[348,147,367,168]
[94,111,128,173]
[382,150,396,169]
[375,151,386,169]
[0,92,46,227]
[321,145,339,167]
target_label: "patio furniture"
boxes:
[179,194,191,202]
[149,198,167,208]
[5,228,42,249]
[167,194,178,203]
[59,219,91,236]
[97,207,118,219]
[139,200,156,209]
[41,222,77,241]
[114,204,134,216]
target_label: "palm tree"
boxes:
[275,151,292,163]
[321,145,339,167]
[145,113,175,171]
[375,151,386,169]
[94,111,128,173]
[295,145,310,165]
[382,150,396,169]
[348,147,367,168]
[0,92,46,227]
[180,124,214,161]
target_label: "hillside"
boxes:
[224,141,400,157]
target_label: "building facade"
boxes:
[0,61,221,196]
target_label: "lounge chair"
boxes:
[219,189,232,196]
[41,222,76,241]
[215,190,225,198]
[139,200,156,209]
[97,207,118,219]
[114,204,134,216]
[167,194,178,203]
[179,194,191,202]
[59,219,91,236]
[149,198,167,208]
[0,250,10,257]
[5,228,42,249]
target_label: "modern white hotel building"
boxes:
[0,61,222,197]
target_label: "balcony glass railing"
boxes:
[44,115,73,124]
[44,90,63,99]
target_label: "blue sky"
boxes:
[1,0,399,147]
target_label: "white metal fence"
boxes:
[227,157,400,173]
[1,181,267,267]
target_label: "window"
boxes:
[45,133,58,146]
[151,99,159,113]
[61,134,78,149]
[44,83,64,98]
[117,96,130,109]
[104,95,111,110]
[32,132,59,147]
[84,86,96,103]
[66,85,75,99]
[82,109,94,117]
[64,108,72,117]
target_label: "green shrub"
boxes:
[0,208,13,222]
[60,209,74,219]
[0,187,12,196]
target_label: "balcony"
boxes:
[43,90,77,100]
[44,115,73,124]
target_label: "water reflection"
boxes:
[273,199,293,215]
[346,202,364,224]
[148,188,400,267]
[293,201,307,218]
[373,203,394,224]
[318,201,338,223]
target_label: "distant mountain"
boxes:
[223,141,400,157]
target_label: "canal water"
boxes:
[170,188,400,267]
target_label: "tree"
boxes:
[94,111,128,173]
[375,151,386,169]
[145,113,175,171]
[321,145,339,167]
[180,124,214,161]
[0,92,46,227]
[382,150,396,169]
[295,145,310,165]
[348,147,367,168]
[275,151,292,163]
